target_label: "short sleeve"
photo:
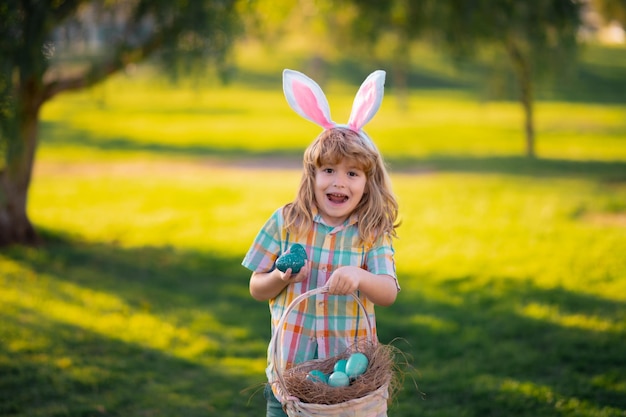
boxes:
[242,208,284,273]
[366,233,400,290]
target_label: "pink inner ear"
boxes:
[349,81,376,130]
[293,80,333,129]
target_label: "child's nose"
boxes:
[333,176,346,188]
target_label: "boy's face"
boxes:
[314,159,367,227]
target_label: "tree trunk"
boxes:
[519,66,535,159]
[506,39,536,159]
[392,31,410,112]
[0,178,39,247]
[0,81,42,247]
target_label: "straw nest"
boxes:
[280,341,403,405]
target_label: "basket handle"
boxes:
[269,286,375,393]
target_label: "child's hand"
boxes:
[278,260,309,284]
[327,266,362,295]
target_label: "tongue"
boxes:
[328,194,347,203]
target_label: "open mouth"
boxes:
[327,193,349,204]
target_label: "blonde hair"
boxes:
[283,128,399,245]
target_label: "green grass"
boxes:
[40,73,626,160]
[2,45,626,416]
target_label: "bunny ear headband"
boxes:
[282,68,386,149]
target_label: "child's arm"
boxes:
[327,266,398,306]
[249,261,310,301]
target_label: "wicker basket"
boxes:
[268,287,391,417]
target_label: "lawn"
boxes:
[1,46,626,416]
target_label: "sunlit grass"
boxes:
[40,69,626,163]
[394,172,626,293]
[519,302,624,333]
[22,158,626,413]
[30,160,298,252]
[11,150,624,417]
[29,160,626,301]
[1,270,265,372]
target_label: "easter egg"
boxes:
[289,243,307,259]
[328,371,350,387]
[276,244,307,273]
[345,352,369,378]
[333,359,347,373]
[306,370,328,384]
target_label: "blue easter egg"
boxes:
[328,371,350,387]
[345,352,369,378]
[306,370,328,384]
[333,359,347,373]
[276,244,307,273]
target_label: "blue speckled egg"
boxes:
[276,244,307,273]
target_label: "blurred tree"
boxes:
[338,0,426,110]
[240,0,360,83]
[434,0,581,159]
[345,0,582,159]
[239,0,296,45]
[0,0,240,246]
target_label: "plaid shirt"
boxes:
[242,206,398,376]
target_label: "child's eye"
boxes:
[323,168,334,174]
[348,171,360,177]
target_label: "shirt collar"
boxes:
[312,205,359,230]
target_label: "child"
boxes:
[242,69,400,417]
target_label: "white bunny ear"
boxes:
[283,69,335,130]
[348,70,386,132]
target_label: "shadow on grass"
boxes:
[389,155,626,182]
[40,120,305,162]
[0,311,261,417]
[3,231,625,416]
[41,120,626,182]
[379,274,626,416]
[1,231,269,417]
